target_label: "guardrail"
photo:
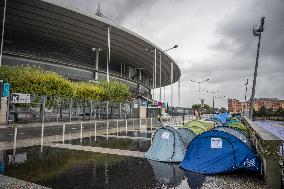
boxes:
[243,117,284,189]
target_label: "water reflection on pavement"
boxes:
[1,146,205,189]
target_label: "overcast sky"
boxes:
[47,0,284,108]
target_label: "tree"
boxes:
[257,106,269,119]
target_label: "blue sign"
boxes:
[2,83,10,97]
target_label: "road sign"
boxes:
[2,83,10,97]
[11,93,31,103]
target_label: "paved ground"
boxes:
[0,175,50,189]
[0,119,268,189]
[254,120,284,140]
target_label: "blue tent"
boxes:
[180,130,260,174]
[145,127,196,162]
[212,112,229,124]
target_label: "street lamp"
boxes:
[244,78,249,114]
[249,17,265,119]
[206,90,219,113]
[158,45,178,103]
[145,44,178,104]
[190,79,210,104]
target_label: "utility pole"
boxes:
[249,17,265,119]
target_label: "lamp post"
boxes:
[145,44,178,103]
[190,78,210,104]
[249,17,265,119]
[244,78,249,115]
[158,45,178,103]
[0,0,7,67]
[206,90,219,114]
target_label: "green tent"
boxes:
[226,122,250,136]
[184,120,212,135]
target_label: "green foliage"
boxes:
[73,82,103,100]
[0,65,74,97]
[97,80,132,102]
[192,104,214,114]
[0,65,132,102]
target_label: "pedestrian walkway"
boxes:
[254,120,284,140]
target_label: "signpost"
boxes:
[11,93,31,104]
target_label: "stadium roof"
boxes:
[2,0,181,87]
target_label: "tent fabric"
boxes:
[184,120,209,135]
[145,127,196,162]
[212,112,229,124]
[225,122,250,136]
[176,128,196,145]
[212,127,252,149]
[205,118,223,127]
[180,130,260,174]
[149,160,185,188]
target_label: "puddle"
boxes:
[63,136,151,152]
[0,146,206,189]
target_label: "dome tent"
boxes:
[212,112,229,124]
[180,130,260,174]
[145,127,196,162]
[184,120,212,135]
[225,121,250,136]
[212,127,252,149]
[205,118,223,127]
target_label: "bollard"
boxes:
[62,123,65,144]
[94,121,97,141]
[13,127,18,156]
[80,122,83,143]
[125,119,128,134]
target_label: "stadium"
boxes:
[0,0,181,100]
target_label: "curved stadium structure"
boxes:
[0,0,181,99]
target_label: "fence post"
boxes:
[69,98,73,122]
[40,95,46,123]
[94,121,97,141]
[119,102,122,119]
[106,120,109,140]
[62,123,65,144]
[90,100,93,120]
[139,118,141,130]
[150,117,153,131]
[132,119,135,131]
[125,119,128,134]
[80,122,83,143]
[116,120,119,137]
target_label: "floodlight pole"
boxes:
[249,17,265,119]
[0,0,7,67]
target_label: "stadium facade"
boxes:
[0,0,181,100]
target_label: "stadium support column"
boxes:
[170,62,173,113]
[107,26,111,82]
[0,0,7,66]
[95,48,100,80]
[106,26,111,119]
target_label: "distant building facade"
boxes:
[227,98,284,113]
